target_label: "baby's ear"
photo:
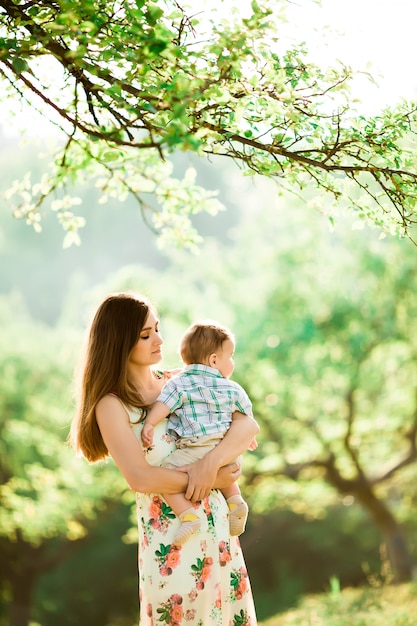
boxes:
[208,353,217,368]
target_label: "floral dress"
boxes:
[129,411,257,626]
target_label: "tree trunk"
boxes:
[3,534,41,626]
[324,462,413,582]
[381,528,412,583]
[8,573,36,626]
[3,526,99,625]
[354,484,412,583]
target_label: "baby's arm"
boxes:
[141,401,170,447]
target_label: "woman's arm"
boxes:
[96,395,189,494]
[96,395,242,499]
[183,412,260,501]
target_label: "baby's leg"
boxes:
[221,483,249,537]
[164,492,201,546]
[161,440,221,545]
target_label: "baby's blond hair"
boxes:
[180,320,234,365]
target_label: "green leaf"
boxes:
[11,57,28,74]
[146,5,164,25]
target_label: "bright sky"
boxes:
[287,0,416,109]
[199,0,416,109]
[1,0,415,138]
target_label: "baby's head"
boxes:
[180,320,235,378]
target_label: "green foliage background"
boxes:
[1,134,417,624]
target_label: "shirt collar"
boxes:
[183,363,223,378]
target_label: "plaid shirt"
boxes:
[157,364,253,439]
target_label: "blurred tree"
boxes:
[141,183,417,583]
[230,208,417,583]
[33,502,139,626]
[3,168,417,623]
[0,295,134,626]
[241,505,381,619]
[1,0,417,245]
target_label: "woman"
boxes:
[71,291,259,625]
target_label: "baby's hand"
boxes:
[141,423,154,447]
[248,437,258,451]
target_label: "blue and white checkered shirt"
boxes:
[156,364,253,439]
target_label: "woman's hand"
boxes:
[214,461,242,488]
[178,458,242,502]
[178,453,219,501]
[163,368,183,379]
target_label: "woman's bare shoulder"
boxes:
[96,393,129,419]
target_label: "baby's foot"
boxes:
[227,497,249,536]
[173,508,201,546]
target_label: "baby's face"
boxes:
[213,339,235,378]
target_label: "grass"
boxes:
[260,582,417,626]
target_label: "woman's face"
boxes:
[129,310,163,367]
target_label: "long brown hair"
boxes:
[71,292,155,462]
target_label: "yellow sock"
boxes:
[227,496,248,536]
[173,508,201,546]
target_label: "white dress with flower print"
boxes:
[129,412,257,626]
